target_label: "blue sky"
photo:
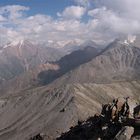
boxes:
[0,0,75,17]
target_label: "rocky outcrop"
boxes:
[29,134,43,140]
[57,97,140,140]
[114,126,134,140]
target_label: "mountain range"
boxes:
[0,40,64,83]
[0,38,139,140]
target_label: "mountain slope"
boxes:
[0,80,139,140]
[0,40,63,82]
[0,46,99,95]
[62,40,100,54]
[0,84,77,140]
[58,41,140,84]
[38,46,99,85]
[1,40,140,96]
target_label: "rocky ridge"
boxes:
[57,97,140,140]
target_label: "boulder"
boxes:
[114,126,134,140]
[134,105,140,119]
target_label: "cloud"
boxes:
[0,5,89,46]
[0,5,29,20]
[88,7,140,35]
[57,6,86,19]
[0,15,7,22]
[74,0,90,7]
[1,1,140,46]
[88,0,140,36]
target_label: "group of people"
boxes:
[99,97,140,139]
[101,97,140,126]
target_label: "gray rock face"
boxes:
[132,136,140,140]
[59,41,140,84]
[0,85,78,140]
[114,126,134,140]
[134,105,140,119]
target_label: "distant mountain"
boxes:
[80,40,102,48]
[38,46,100,85]
[58,39,140,84]
[0,46,99,94]
[2,39,140,94]
[61,40,80,54]
[0,40,63,82]
[62,40,101,54]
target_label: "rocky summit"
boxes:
[57,97,140,140]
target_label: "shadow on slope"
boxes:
[37,46,99,85]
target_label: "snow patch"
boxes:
[124,35,136,45]
[127,35,136,43]
[18,39,24,49]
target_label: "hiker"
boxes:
[101,97,131,123]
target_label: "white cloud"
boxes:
[74,0,90,7]
[1,1,140,46]
[88,0,140,36]
[0,5,89,46]
[0,15,7,22]
[0,5,29,20]
[58,6,86,19]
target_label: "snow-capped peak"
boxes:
[124,35,136,45]
[3,39,33,49]
[128,35,136,43]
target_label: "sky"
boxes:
[0,0,74,17]
[0,0,140,46]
